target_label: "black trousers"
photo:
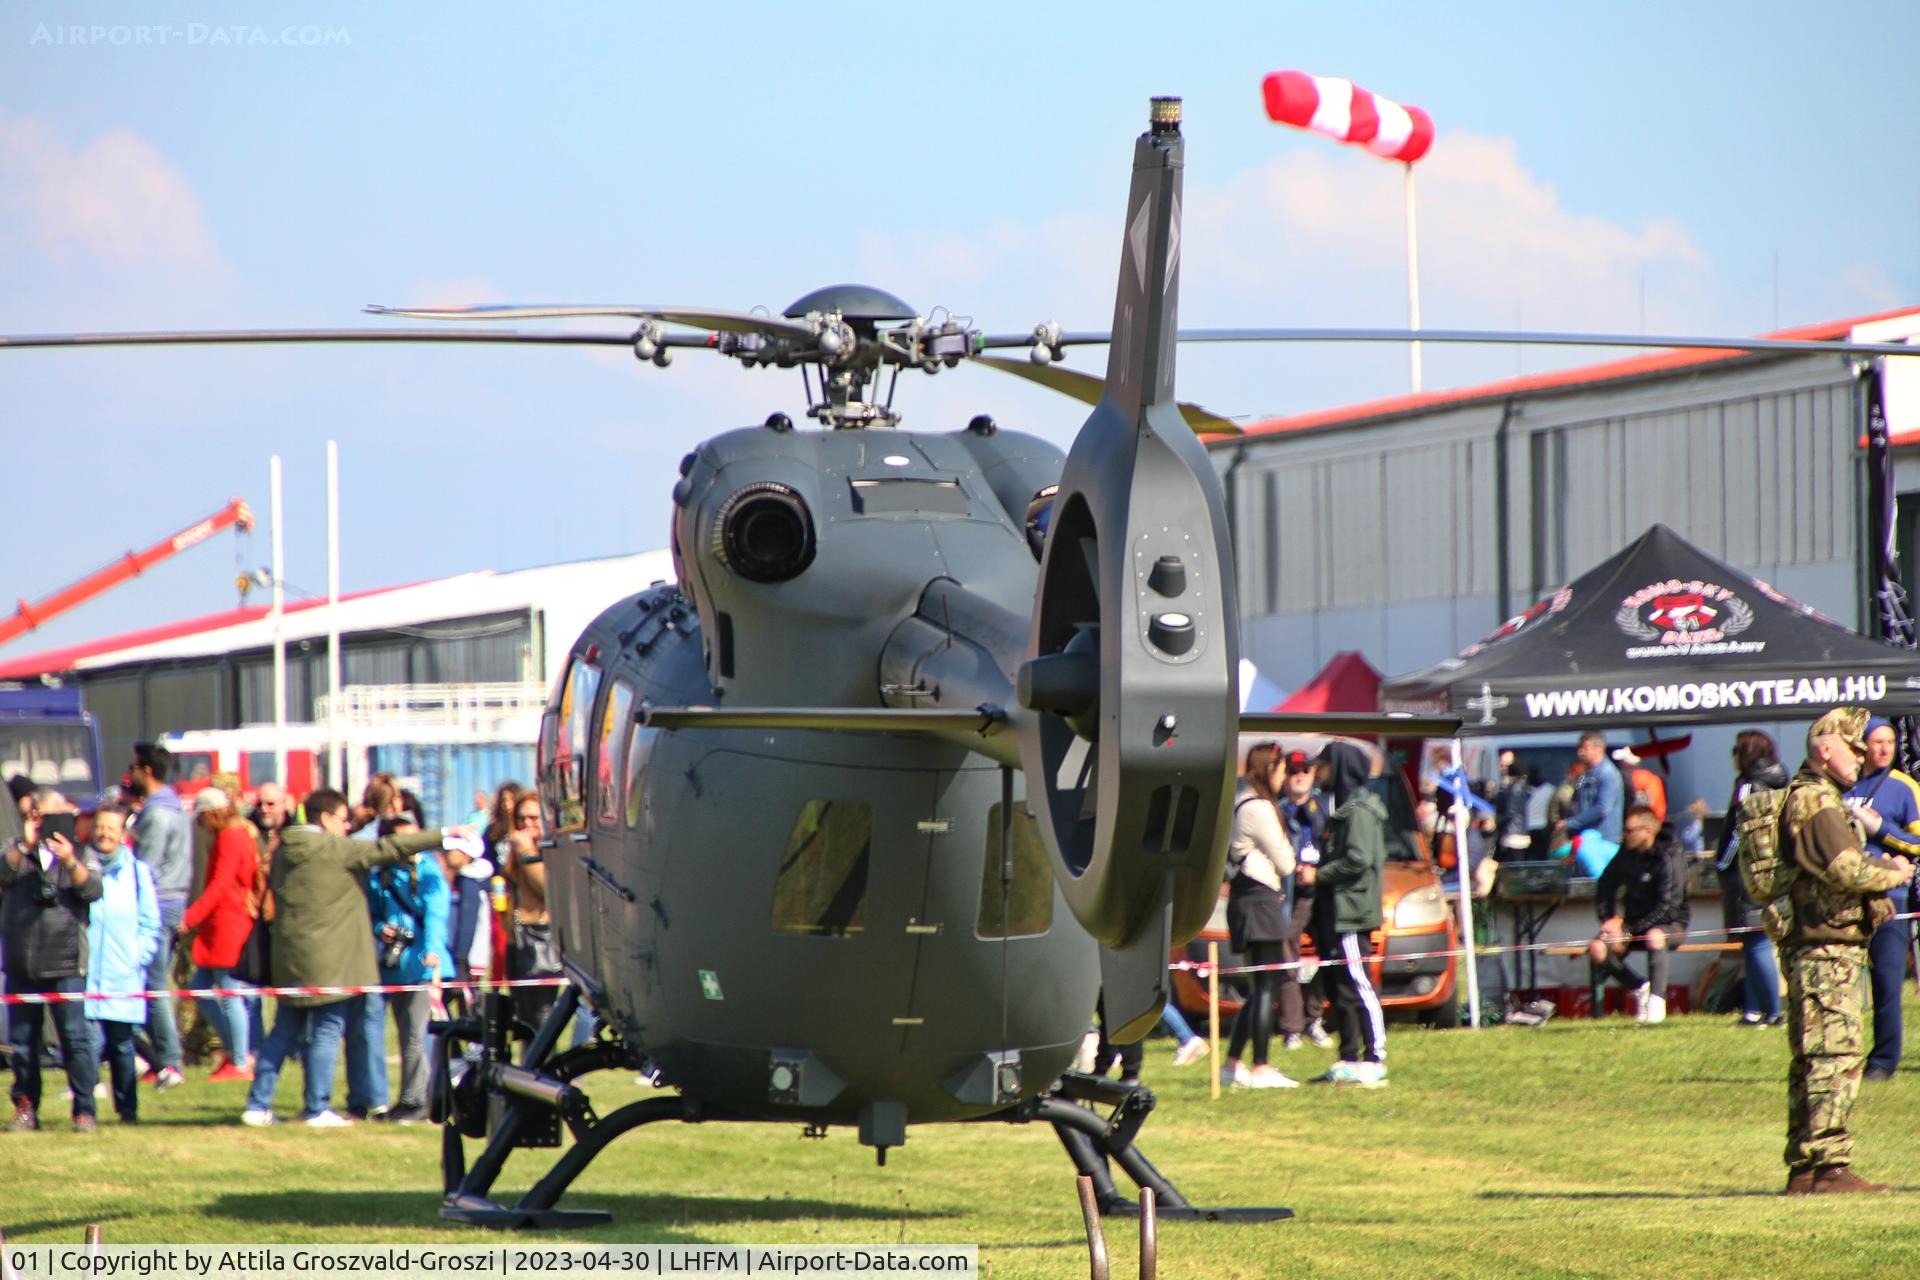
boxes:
[1321,931,1386,1065]
[6,975,97,1118]
[1226,941,1286,1067]
[97,1019,140,1120]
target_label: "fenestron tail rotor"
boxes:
[1012,97,1243,1044]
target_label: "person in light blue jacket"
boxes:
[85,805,160,1124]
[1557,732,1624,877]
[363,818,452,1123]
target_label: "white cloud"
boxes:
[853,129,1742,415]
[1185,129,1707,332]
[0,111,222,272]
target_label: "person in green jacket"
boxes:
[240,788,455,1128]
[1308,742,1389,1088]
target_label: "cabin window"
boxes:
[595,682,635,828]
[537,703,561,830]
[770,800,871,938]
[623,722,656,830]
[554,657,601,831]
[977,803,1054,938]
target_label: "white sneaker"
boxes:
[1220,1061,1252,1088]
[1281,1034,1305,1052]
[1311,1060,1362,1085]
[1246,1066,1300,1089]
[303,1109,352,1128]
[1172,1038,1210,1067]
[1642,994,1667,1025]
[240,1108,276,1127]
[1352,1060,1389,1088]
[1305,1019,1333,1048]
[1631,984,1652,1022]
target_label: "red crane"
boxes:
[1,498,256,649]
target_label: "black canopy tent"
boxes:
[1380,524,1920,733]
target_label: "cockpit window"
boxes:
[771,800,871,938]
[595,681,634,828]
[553,657,601,832]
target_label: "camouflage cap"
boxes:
[1807,706,1870,754]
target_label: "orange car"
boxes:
[1170,762,1462,1028]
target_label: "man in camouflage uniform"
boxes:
[1778,707,1915,1194]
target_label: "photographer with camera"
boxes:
[363,816,451,1124]
[240,789,462,1128]
[1,789,104,1131]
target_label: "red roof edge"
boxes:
[0,584,410,680]
[1215,306,1920,445]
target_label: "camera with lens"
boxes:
[381,924,416,969]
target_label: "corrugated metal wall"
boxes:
[1526,381,1854,596]
[368,742,535,828]
[1229,359,1861,629]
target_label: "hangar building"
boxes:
[1209,307,1920,807]
[0,551,674,800]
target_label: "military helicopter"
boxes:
[10,97,1918,1231]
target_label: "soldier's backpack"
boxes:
[1734,786,1795,903]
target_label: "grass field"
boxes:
[5,1003,1920,1278]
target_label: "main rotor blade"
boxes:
[366,302,817,341]
[0,328,644,350]
[972,355,1241,435]
[1016,327,1918,359]
[1239,711,1465,737]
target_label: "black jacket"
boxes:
[1596,825,1690,935]
[0,842,104,981]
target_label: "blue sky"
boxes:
[4,1,1916,655]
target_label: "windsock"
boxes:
[1262,70,1434,163]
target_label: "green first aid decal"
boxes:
[699,969,724,1001]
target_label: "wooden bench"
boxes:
[1540,939,1741,1016]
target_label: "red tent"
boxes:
[1273,651,1382,713]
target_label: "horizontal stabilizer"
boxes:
[642,706,1006,733]
[1238,711,1463,737]
[971,356,1241,435]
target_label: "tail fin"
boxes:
[1104,96,1185,417]
[1017,97,1239,1043]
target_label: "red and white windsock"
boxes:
[1262,70,1434,163]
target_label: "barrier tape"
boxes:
[8,912,1915,1001]
[1168,909,1920,979]
[0,975,568,1007]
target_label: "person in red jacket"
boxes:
[180,790,263,1081]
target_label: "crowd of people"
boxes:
[6,712,1917,1197]
[1095,709,1918,1195]
[0,746,569,1132]
[1087,740,1393,1092]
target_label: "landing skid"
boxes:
[428,994,1290,1227]
[1040,1071,1293,1223]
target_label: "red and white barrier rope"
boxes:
[0,975,568,1006]
[1169,910,1920,979]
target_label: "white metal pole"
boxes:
[270,455,287,786]
[326,440,342,791]
[1449,737,1481,1029]
[1405,162,1422,394]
